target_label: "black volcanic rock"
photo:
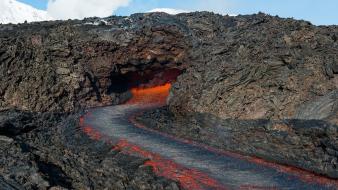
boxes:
[1,12,338,184]
[167,13,338,125]
[137,107,338,178]
[0,110,180,189]
[0,14,189,112]
[1,12,337,123]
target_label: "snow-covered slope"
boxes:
[0,0,53,24]
[148,8,189,15]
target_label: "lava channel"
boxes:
[80,83,338,190]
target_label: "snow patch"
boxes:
[148,8,189,15]
[0,0,53,24]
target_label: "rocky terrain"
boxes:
[0,110,180,189]
[2,12,337,121]
[165,12,338,178]
[1,11,338,188]
[137,107,338,178]
[167,13,338,124]
[0,14,188,112]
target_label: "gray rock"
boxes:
[56,68,71,75]
[295,90,338,120]
[0,135,13,143]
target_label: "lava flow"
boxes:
[113,140,227,190]
[127,83,171,105]
[81,83,228,189]
[80,82,338,190]
[120,83,227,189]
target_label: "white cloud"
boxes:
[47,0,131,20]
[148,8,189,15]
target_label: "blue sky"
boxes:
[19,0,338,25]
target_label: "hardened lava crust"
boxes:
[0,12,338,189]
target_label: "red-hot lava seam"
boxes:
[129,112,338,188]
[79,113,113,143]
[238,185,278,190]
[113,139,228,190]
[79,113,102,141]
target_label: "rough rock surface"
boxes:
[1,12,337,122]
[0,14,188,112]
[0,110,180,190]
[1,11,338,186]
[167,13,338,125]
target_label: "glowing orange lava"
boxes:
[113,139,227,190]
[80,81,338,189]
[127,83,171,105]
[79,114,102,141]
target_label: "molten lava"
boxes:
[79,80,338,190]
[113,140,227,190]
[79,113,103,141]
[127,83,171,105]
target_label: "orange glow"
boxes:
[246,157,338,187]
[79,81,338,189]
[83,126,102,140]
[113,139,227,190]
[79,113,102,141]
[127,83,171,105]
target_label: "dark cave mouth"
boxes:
[108,67,182,94]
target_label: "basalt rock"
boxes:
[0,13,189,113]
[1,12,337,123]
[137,107,338,178]
[1,11,338,185]
[0,110,181,190]
[167,13,338,126]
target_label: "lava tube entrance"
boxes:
[108,68,181,105]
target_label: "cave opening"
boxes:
[107,67,182,104]
[108,68,181,94]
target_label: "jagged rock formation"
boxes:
[0,110,180,189]
[0,13,189,189]
[0,12,337,184]
[1,12,337,122]
[167,13,338,125]
[0,14,188,112]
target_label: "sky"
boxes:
[18,0,338,25]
